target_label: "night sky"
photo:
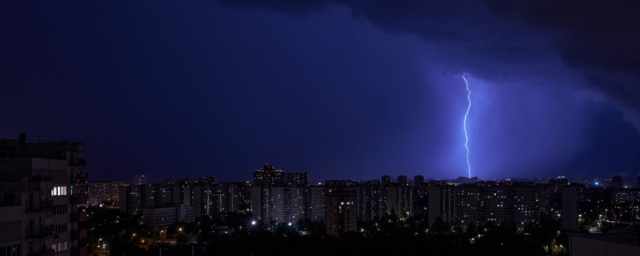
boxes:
[2,1,640,182]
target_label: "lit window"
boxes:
[52,242,67,252]
[51,186,67,196]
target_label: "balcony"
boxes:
[70,211,87,222]
[70,194,87,205]
[25,225,54,239]
[28,176,52,182]
[31,249,55,256]
[70,158,86,167]
[70,245,87,256]
[26,182,52,191]
[25,200,53,212]
[70,228,87,241]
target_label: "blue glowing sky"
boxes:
[1,1,640,182]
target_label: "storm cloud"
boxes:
[218,0,640,129]
[1,0,638,180]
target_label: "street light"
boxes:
[179,228,182,233]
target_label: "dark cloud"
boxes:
[216,0,328,17]
[489,1,640,129]
[217,0,640,129]
[1,0,638,180]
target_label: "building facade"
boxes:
[88,180,123,206]
[429,182,545,230]
[253,164,285,187]
[562,186,580,231]
[326,187,357,237]
[0,134,87,256]
[142,205,194,232]
[0,176,55,256]
[133,174,150,185]
[286,172,308,187]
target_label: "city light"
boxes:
[1,1,636,254]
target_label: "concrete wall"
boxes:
[0,206,22,245]
[570,234,640,256]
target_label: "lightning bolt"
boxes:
[462,75,471,178]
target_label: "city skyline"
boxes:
[2,133,640,256]
[3,1,640,255]
[2,1,640,182]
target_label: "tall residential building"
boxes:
[326,187,357,237]
[562,186,580,231]
[190,176,253,218]
[381,175,391,187]
[612,175,623,190]
[611,189,640,204]
[397,175,408,185]
[381,175,391,215]
[428,186,445,226]
[251,186,325,223]
[133,174,150,185]
[428,182,544,229]
[88,180,124,206]
[253,164,285,187]
[305,186,326,222]
[119,185,148,215]
[250,167,323,223]
[397,175,413,217]
[456,184,541,229]
[384,176,413,217]
[190,177,221,218]
[357,180,382,222]
[324,180,355,187]
[223,182,252,213]
[158,183,181,207]
[0,176,55,256]
[74,170,89,206]
[636,175,640,189]
[414,175,428,215]
[548,177,568,194]
[119,183,186,215]
[251,164,284,221]
[0,134,88,256]
[286,172,308,187]
[270,187,306,224]
[250,186,263,219]
[387,184,399,214]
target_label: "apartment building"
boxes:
[0,134,87,256]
